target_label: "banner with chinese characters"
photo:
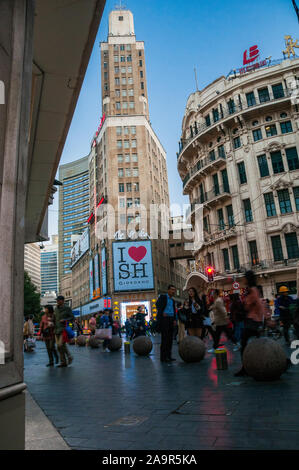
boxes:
[112,240,154,292]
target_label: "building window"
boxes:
[205,115,211,127]
[285,233,299,259]
[132,168,138,177]
[115,89,120,97]
[114,66,119,73]
[119,183,124,193]
[116,126,122,135]
[280,120,293,134]
[124,140,129,149]
[114,56,119,63]
[270,151,284,174]
[238,162,247,184]
[126,183,132,192]
[140,70,143,78]
[246,91,256,107]
[134,182,139,192]
[221,169,230,193]
[125,154,130,162]
[293,187,299,211]
[227,99,235,114]
[218,145,226,159]
[122,89,127,97]
[243,198,253,222]
[217,208,225,230]
[127,198,133,208]
[125,168,131,177]
[131,139,137,148]
[129,89,134,96]
[278,189,292,214]
[119,197,125,208]
[264,192,276,217]
[139,60,143,66]
[258,87,270,103]
[120,55,125,62]
[128,77,133,84]
[286,147,299,171]
[231,245,240,270]
[116,102,121,110]
[122,102,128,109]
[265,124,277,137]
[213,174,220,196]
[134,198,140,207]
[122,77,126,85]
[271,235,284,261]
[212,108,219,123]
[272,83,284,99]
[129,102,135,109]
[117,140,122,148]
[233,136,241,149]
[222,249,230,271]
[209,150,216,161]
[141,82,144,90]
[226,204,234,227]
[117,154,123,163]
[203,216,210,233]
[257,154,269,177]
[249,240,259,265]
[118,168,124,177]
[252,128,262,141]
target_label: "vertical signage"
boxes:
[101,246,107,296]
[112,240,154,292]
[94,253,100,297]
[89,258,94,301]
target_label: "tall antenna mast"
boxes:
[194,67,199,92]
[115,0,126,10]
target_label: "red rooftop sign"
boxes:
[243,45,259,65]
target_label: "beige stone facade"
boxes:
[178,57,299,298]
[24,243,41,292]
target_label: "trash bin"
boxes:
[215,347,228,370]
[124,341,130,354]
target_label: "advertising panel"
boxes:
[94,253,100,297]
[71,227,90,267]
[101,246,107,296]
[89,258,94,301]
[112,240,154,292]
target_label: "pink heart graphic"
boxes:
[128,246,147,262]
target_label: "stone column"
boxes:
[0,0,34,450]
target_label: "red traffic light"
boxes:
[205,266,215,282]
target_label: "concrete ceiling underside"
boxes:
[25,0,106,243]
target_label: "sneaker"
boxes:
[68,356,73,365]
[57,363,67,368]
[208,348,215,353]
[233,344,241,352]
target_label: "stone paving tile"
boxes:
[25,337,299,450]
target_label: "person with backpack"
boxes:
[230,293,246,344]
[40,305,59,367]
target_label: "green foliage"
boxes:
[24,270,42,322]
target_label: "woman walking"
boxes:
[230,293,246,344]
[208,289,239,353]
[185,287,205,338]
[40,305,59,366]
[234,271,265,377]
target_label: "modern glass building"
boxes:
[58,156,90,290]
[41,238,58,296]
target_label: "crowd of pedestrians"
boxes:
[24,272,299,371]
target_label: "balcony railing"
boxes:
[183,154,226,189]
[177,87,295,160]
[186,185,231,220]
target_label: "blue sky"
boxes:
[48,0,299,237]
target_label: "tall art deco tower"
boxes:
[85,8,175,321]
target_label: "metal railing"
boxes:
[183,154,226,189]
[177,87,295,160]
[186,185,231,219]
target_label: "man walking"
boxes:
[156,285,177,363]
[54,295,74,367]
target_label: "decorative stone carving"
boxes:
[263,141,286,153]
[281,222,298,234]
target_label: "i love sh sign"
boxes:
[112,240,154,292]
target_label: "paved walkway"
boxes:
[25,391,69,450]
[24,335,299,450]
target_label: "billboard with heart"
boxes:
[112,240,154,292]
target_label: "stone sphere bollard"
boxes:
[108,335,122,351]
[133,336,153,356]
[179,336,206,363]
[88,336,100,348]
[243,337,288,381]
[76,335,87,347]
